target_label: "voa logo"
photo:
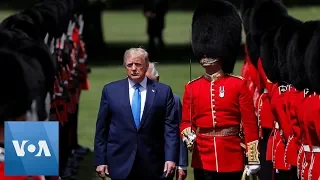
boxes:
[12,140,51,157]
[5,121,59,176]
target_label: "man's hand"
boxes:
[144,11,156,18]
[176,169,187,180]
[96,165,109,179]
[245,165,260,176]
[164,161,176,177]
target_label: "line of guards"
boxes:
[240,0,320,179]
[0,0,91,180]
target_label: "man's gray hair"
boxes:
[123,47,149,66]
[148,62,159,78]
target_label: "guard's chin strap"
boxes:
[0,143,4,162]
[26,99,38,121]
[25,92,51,121]
[200,57,219,66]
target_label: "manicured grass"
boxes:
[102,7,320,44]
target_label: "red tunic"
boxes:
[0,163,43,180]
[180,71,259,172]
[296,91,309,179]
[284,86,304,166]
[258,91,276,161]
[247,63,261,110]
[270,83,291,170]
[257,91,274,130]
[242,50,261,109]
[299,94,320,180]
[257,58,277,161]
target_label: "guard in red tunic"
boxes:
[247,21,272,180]
[250,4,288,177]
[179,0,260,179]
[296,91,310,180]
[259,31,293,180]
[0,41,46,180]
[285,20,320,180]
[272,16,303,180]
[297,94,320,180]
[256,59,276,174]
[285,20,317,180]
[254,3,294,178]
[299,27,320,180]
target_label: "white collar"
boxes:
[128,76,147,89]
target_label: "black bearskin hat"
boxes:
[305,26,320,93]
[287,21,320,91]
[274,17,303,83]
[241,0,259,67]
[191,0,242,74]
[260,30,279,83]
[246,32,260,67]
[0,13,41,41]
[242,9,252,34]
[250,0,288,48]
[0,47,44,120]
[241,0,256,34]
[0,29,53,120]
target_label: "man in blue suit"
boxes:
[94,48,179,180]
[146,62,188,180]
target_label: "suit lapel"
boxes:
[121,78,137,130]
[138,79,156,130]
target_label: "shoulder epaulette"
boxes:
[187,76,202,85]
[228,74,244,80]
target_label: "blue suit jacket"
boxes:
[94,78,179,179]
[173,94,188,168]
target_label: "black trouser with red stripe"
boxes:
[69,103,79,149]
[274,167,299,180]
[259,128,273,180]
[59,121,71,175]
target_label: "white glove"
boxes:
[246,165,260,176]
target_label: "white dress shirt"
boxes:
[128,77,147,119]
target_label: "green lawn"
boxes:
[102,6,320,44]
[0,6,318,179]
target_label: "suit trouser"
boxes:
[112,154,173,180]
[193,168,242,180]
[259,128,273,180]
